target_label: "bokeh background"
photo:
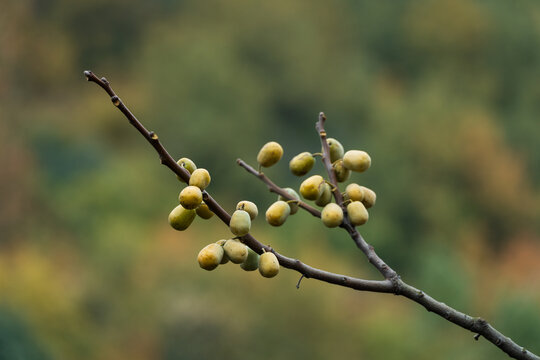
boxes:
[2,0,540,359]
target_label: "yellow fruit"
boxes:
[168,205,196,231]
[325,138,344,163]
[333,159,351,183]
[347,201,369,226]
[257,141,283,167]
[236,200,258,220]
[240,248,260,271]
[299,175,324,200]
[345,183,364,202]
[343,150,371,172]
[229,210,251,236]
[223,240,248,264]
[360,186,376,208]
[289,152,315,176]
[196,202,214,219]
[189,168,211,190]
[259,252,279,278]
[321,203,343,228]
[265,201,291,226]
[178,185,203,210]
[278,188,300,215]
[197,243,224,270]
[315,182,333,207]
[176,157,197,182]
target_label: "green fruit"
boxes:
[196,202,214,219]
[315,182,333,207]
[236,200,258,220]
[197,243,224,270]
[229,210,251,236]
[257,141,283,167]
[321,203,344,228]
[289,152,315,176]
[179,185,203,210]
[259,252,279,278]
[240,248,260,271]
[347,201,369,226]
[345,183,364,202]
[223,240,248,264]
[168,205,196,231]
[176,158,197,182]
[333,159,351,183]
[299,175,324,200]
[325,138,344,163]
[360,186,376,208]
[265,201,291,226]
[278,188,300,215]
[215,239,229,264]
[189,168,211,190]
[343,150,371,172]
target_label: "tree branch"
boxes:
[84,71,539,360]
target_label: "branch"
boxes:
[84,71,539,360]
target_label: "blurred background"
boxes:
[1,0,540,359]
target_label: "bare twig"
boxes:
[84,71,540,360]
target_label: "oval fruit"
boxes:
[278,188,300,215]
[176,157,197,182]
[197,243,224,270]
[257,141,283,167]
[360,186,376,208]
[333,159,351,183]
[240,248,260,271]
[229,210,251,236]
[325,138,344,163]
[223,240,248,264]
[189,168,211,190]
[168,205,196,231]
[179,185,203,210]
[289,152,315,176]
[265,201,291,226]
[315,182,333,207]
[299,175,324,200]
[321,203,344,228]
[215,239,229,264]
[196,202,214,219]
[259,252,280,278]
[345,183,364,202]
[343,150,371,172]
[347,201,369,226]
[236,200,258,220]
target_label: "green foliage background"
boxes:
[1,0,540,359]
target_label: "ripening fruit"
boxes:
[236,200,258,220]
[321,203,344,228]
[325,138,344,163]
[215,239,229,264]
[240,248,260,271]
[360,186,376,208]
[278,188,300,215]
[315,182,333,207]
[189,168,211,190]
[179,186,203,210]
[289,152,315,176]
[198,243,224,270]
[176,157,197,182]
[257,141,283,167]
[343,150,371,172]
[347,201,369,226]
[333,160,351,183]
[168,205,196,231]
[223,240,248,264]
[229,210,251,236]
[259,252,280,278]
[265,201,291,226]
[345,183,364,202]
[196,202,214,219]
[299,175,324,200]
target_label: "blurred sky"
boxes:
[1,1,540,359]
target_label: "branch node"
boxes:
[83,70,92,79]
[474,334,481,341]
[111,95,120,106]
[149,131,159,140]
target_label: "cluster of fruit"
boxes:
[256,138,376,229]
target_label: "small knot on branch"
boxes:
[149,131,158,140]
[474,334,481,341]
[83,70,93,79]
[111,95,120,106]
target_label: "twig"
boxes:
[296,274,305,289]
[84,71,540,360]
